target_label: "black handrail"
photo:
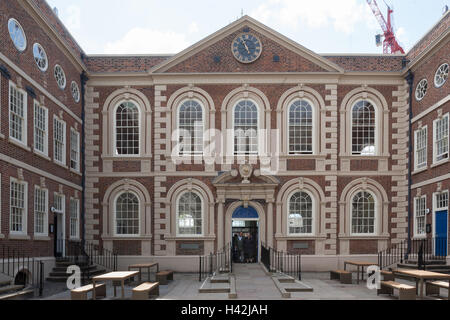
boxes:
[261,243,302,280]
[199,243,232,282]
[1,244,44,296]
[378,237,447,270]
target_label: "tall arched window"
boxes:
[115,101,140,155]
[115,192,139,235]
[351,191,375,235]
[178,100,204,155]
[352,100,376,155]
[234,100,259,155]
[288,192,313,235]
[289,100,313,155]
[177,192,203,236]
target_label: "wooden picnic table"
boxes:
[128,262,159,282]
[393,269,450,300]
[344,261,378,284]
[92,271,140,300]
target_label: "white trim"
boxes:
[8,81,28,148]
[113,191,141,237]
[113,100,142,157]
[350,98,379,156]
[287,98,316,156]
[32,43,49,72]
[54,192,66,256]
[412,95,450,123]
[415,78,428,102]
[433,113,449,165]
[70,128,80,172]
[434,63,449,88]
[176,98,205,156]
[34,185,48,237]
[33,100,48,157]
[69,197,80,240]
[349,189,378,237]
[7,18,27,52]
[414,126,428,171]
[286,189,315,237]
[232,98,260,156]
[9,177,28,235]
[413,195,427,239]
[54,64,66,90]
[53,116,66,166]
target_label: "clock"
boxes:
[231,33,262,64]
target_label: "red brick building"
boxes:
[0,1,448,273]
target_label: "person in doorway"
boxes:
[244,233,255,263]
[232,233,239,263]
[237,232,245,263]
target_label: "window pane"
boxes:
[288,192,313,234]
[115,192,139,235]
[352,101,376,155]
[234,100,258,155]
[178,192,202,235]
[351,191,375,234]
[178,100,204,155]
[116,102,139,155]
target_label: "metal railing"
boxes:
[261,243,302,280]
[1,244,44,297]
[199,243,232,282]
[378,237,447,270]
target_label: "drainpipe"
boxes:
[80,70,89,249]
[405,69,414,260]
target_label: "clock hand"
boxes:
[241,37,250,54]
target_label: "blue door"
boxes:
[435,210,448,257]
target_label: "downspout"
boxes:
[80,70,89,248]
[405,69,414,260]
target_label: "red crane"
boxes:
[366,0,405,54]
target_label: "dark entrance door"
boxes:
[435,210,448,257]
[232,220,259,263]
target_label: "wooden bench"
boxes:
[132,282,159,300]
[380,270,395,281]
[156,270,174,285]
[377,281,416,300]
[71,283,106,300]
[330,270,352,284]
[426,281,450,299]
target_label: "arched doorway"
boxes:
[231,206,259,264]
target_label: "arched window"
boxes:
[115,192,139,235]
[178,100,204,155]
[351,191,375,235]
[234,100,258,155]
[177,192,202,236]
[288,100,313,155]
[352,100,376,155]
[115,101,140,155]
[288,192,313,235]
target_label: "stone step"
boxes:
[0,280,12,288]
[199,277,230,294]
[0,288,35,300]
[211,275,230,284]
[0,285,24,295]
[271,275,313,299]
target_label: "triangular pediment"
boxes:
[150,16,344,74]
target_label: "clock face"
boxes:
[232,33,262,64]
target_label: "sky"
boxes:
[45,0,450,55]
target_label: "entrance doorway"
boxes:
[231,206,259,264]
[54,212,65,257]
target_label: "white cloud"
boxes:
[188,22,199,34]
[104,28,191,54]
[64,5,81,30]
[395,27,409,50]
[251,0,376,34]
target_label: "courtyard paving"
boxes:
[36,263,444,300]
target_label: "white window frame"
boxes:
[32,43,48,72]
[287,99,315,155]
[54,64,66,90]
[176,191,204,237]
[232,99,260,156]
[9,178,28,235]
[177,99,205,156]
[33,101,48,157]
[414,126,427,171]
[433,191,449,244]
[9,81,28,147]
[8,18,27,52]
[53,116,66,166]
[350,99,378,156]
[34,186,48,236]
[415,79,428,101]
[433,113,449,164]
[287,190,315,236]
[114,191,141,237]
[350,190,377,236]
[434,63,449,88]
[70,128,80,172]
[69,198,79,239]
[413,195,427,239]
[113,101,141,157]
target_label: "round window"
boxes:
[33,43,48,72]
[71,81,80,103]
[415,79,428,101]
[8,18,27,52]
[54,65,66,89]
[434,63,449,88]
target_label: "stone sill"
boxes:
[431,158,449,169]
[412,166,428,175]
[101,155,153,161]
[0,234,4,239]
[33,235,51,241]
[338,235,390,240]
[8,138,31,152]
[8,234,31,240]
[340,155,390,160]
[54,160,68,170]
[165,236,216,241]
[34,150,51,161]
[275,236,328,241]
[102,235,153,241]
[70,168,82,176]
[280,154,328,160]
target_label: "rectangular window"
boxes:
[54,193,64,213]
[70,129,80,171]
[436,192,449,210]
[414,196,426,237]
[54,117,66,165]
[9,82,27,144]
[34,187,47,235]
[10,179,27,233]
[34,102,48,155]
[434,114,449,163]
[70,198,79,239]
[415,127,427,170]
